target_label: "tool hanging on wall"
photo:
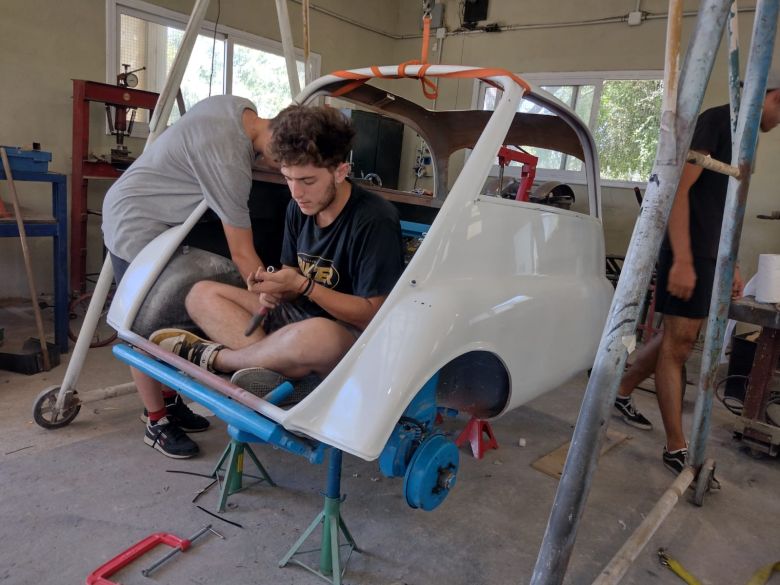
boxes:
[0,147,51,371]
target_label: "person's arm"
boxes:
[222,223,263,281]
[666,159,704,301]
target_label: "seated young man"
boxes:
[152,104,405,396]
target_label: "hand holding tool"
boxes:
[245,266,274,336]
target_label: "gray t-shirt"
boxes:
[102,95,257,261]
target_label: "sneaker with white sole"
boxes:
[149,328,224,372]
[614,395,653,430]
[662,445,688,475]
[230,367,320,405]
[140,394,210,433]
[144,416,199,459]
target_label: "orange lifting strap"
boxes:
[330,16,531,100]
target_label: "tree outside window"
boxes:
[481,74,663,184]
[114,3,311,130]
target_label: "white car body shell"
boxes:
[108,65,613,461]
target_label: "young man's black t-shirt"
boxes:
[280,181,404,323]
[661,103,732,259]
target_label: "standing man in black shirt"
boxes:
[613,71,780,474]
[152,104,405,393]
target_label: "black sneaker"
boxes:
[662,446,688,475]
[141,395,210,433]
[614,395,653,430]
[230,367,321,406]
[144,416,199,459]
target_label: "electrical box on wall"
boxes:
[463,0,488,25]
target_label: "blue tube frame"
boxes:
[113,344,326,464]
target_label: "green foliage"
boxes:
[594,80,663,182]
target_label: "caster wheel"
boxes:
[404,434,459,511]
[692,458,716,507]
[68,292,117,348]
[33,385,81,429]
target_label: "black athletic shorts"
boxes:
[654,248,716,319]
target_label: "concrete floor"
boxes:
[1,307,779,585]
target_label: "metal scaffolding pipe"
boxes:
[591,467,695,585]
[529,1,732,583]
[688,0,779,468]
[685,150,741,177]
[727,1,742,133]
[147,0,211,145]
[275,0,302,97]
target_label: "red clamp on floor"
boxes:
[86,531,193,585]
[455,416,499,459]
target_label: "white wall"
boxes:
[1,0,778,302]
[0,0,398,299]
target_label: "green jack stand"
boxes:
[279,449,360,585]
[211,425,275,512]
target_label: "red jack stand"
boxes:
[455,416,499,459]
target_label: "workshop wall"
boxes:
[1,0,778,302]
[0,0,397,300]
[391,0,780,278]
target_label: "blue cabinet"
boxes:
[0,170,69,353]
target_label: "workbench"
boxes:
[0,169,68,353]
[727,295,780,456]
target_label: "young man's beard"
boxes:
[315,177,338,215]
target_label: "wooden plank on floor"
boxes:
[531,429,630,480]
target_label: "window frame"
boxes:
[472,70,663,189]
[106,0,321,134]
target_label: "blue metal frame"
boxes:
[0,169,68,353]
[400,219,430,238]
[112,344,327,464]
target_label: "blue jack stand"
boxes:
[279,449,360,585]
[211,425,275,512]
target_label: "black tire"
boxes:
[32,386,81,429]
[68,292,117,348]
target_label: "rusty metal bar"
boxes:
[688,0,779,469]
[529,2,732,583]
[591,467,696,585]
[727,1,741,134]
[685,150,741,177]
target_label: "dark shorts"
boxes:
[263,302,362,339]
[654,248,716,319]
[110,253,130,286]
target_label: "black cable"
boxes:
[208,0,221,97]
[196,505,243,528]
[165,469,215,479]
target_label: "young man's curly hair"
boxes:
[269,105,355,169]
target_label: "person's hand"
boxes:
[255,267,308,296]
[668,259,697,301]
[731,265,744,300]
[257,292,281,311]
[247,265,267,293]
